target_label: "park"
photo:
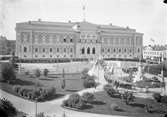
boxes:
[0,58,167,117]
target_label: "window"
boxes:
[87,47,90,54]
[124,49,126,52]
[119,49,121,53]
[129,49,132,53]
[64,38,66,42]
[43,48,45,53]
[35,48,38,52]
[108,48,110,52]
[113,49,116,53]
[24,47,27,52]
[70,48,73,53]
[138,48,140,53]
[102,48,104,53]
[81,47,85,54]
[70,39,73,42]
[64,48,66,53]
[92,47,95,54]
[50,48,52,52]
[57,48,59,52]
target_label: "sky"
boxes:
[0,0,167,46]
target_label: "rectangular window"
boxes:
[24,47,27,52]
[35,48,38,52]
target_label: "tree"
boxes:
[34,69,41,78]
[1,62,16,83]
[122,91,135,105]
[0,98,17,117]
[61,69,66,89]
[43,69,49,77]
[83,75,96,88]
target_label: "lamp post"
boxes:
[34,69,40,117]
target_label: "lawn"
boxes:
[80,91,167,117]
[0,72,85,101]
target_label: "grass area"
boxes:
[80,91,167,117]
[0,72,84,101]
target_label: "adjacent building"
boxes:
[0,36,16,56]
[143,45,167,61]
[15,20,143,60]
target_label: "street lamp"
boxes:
[34,69,40,117]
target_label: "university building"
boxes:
[15,20,143,61]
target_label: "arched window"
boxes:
[108,48,110,52]
[50,48,52,52]
[92,47,95,54]
[119,49,121,53]
[64,38,66,42]
[87,47,90,54]
[81,47,85,54]
[43,48,45,53]
[113,48,116,53]
[57,48,59,52]
[24,47,27,52]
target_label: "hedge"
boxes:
[13,85,56,102]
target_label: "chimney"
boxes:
[28,21,31,24]
[68,20,71,23]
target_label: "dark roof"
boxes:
[152,45,166,51]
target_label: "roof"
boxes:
[144,45,167,51]
[16,20,140,33]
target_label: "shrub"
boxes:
[103,85,117,97]
[34,69,41,78]
[37,112,45,117]
[43,69,49,77]
[161,96,167,104]
[25,71,29,76]
[83,75,96,88]
[13,85,21,93]
[63,94,85,109]
[82,92,95,103]
[13,85,56,102]
[0,98,17,117]
[110,103,121,111]
[122,91,135,105]
[0,62,16,83]
[82,68,89,75]
[153,93,161,102]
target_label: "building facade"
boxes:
[143,45,167,61]
[15,20,143,60]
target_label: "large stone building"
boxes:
[15,20,143,60]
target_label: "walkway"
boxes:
[0,85,126,117]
